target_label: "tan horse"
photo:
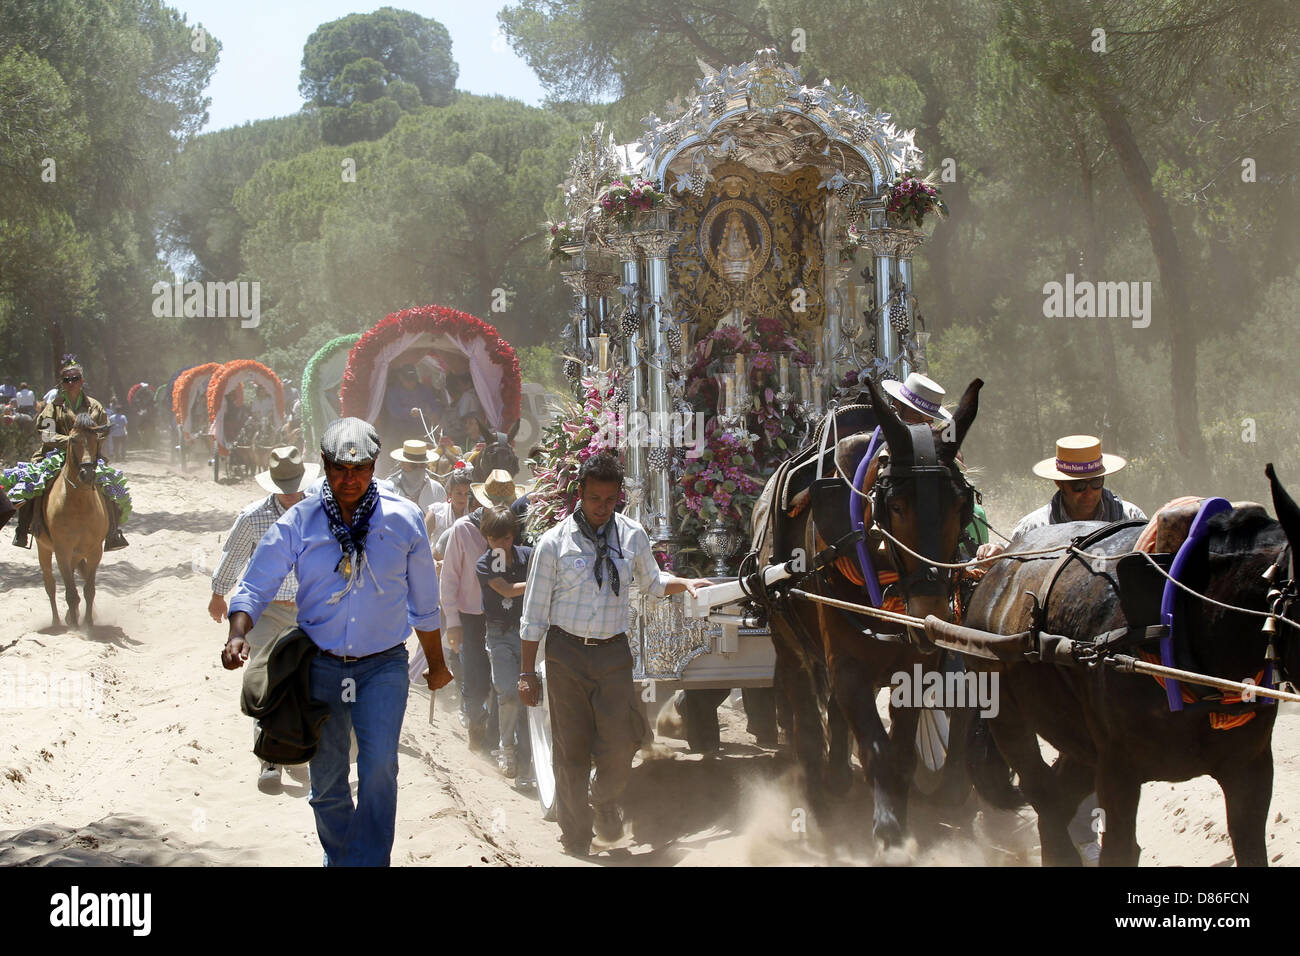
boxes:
[36,414,110,628]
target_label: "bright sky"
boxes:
[172,0,548,132]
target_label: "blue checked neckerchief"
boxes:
[320,478,381,603]
[572,505,622,596]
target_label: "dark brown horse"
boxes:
[962,465,1300,865]
[756,377,983,844]
[473,417,521,482]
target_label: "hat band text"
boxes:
[900,384,940,416]
[1056,456,1105,475]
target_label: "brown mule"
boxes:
[35,414,111,629]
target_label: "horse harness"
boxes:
[871,421,976,602]
[1018,512,1299,725]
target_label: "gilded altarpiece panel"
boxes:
[667,163,826,336]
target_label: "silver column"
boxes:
[643,251,673,544]
[620,256,646,527]
[875,249,896,371]
[895,233,923,380]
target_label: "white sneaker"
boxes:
[257,764,282,794]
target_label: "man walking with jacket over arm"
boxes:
[221,418,452,866]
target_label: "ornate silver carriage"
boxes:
[528,50,937,813]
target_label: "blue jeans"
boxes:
[459,613,498,742]
[485,620,530,763]
[308,644,409,867]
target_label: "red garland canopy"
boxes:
[206,360,286,455]
[172,362,222,433]
[339,304,522,429]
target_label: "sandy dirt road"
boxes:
[2,453,1298,866]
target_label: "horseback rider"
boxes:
[11,357,129,551]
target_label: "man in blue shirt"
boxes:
[221,417,452,866]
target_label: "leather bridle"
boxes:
[871,421,976,602]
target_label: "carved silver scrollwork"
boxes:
[632,591,715,681]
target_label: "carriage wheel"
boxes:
[911,650,975,806]
[526,660,558,822]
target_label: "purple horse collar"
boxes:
[1158,496,1274,711]
[849,427,884,607]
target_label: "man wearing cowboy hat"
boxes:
[976,435,1147,560]
[209,445,320,793]
[385,439,448,511]
[440,468,529,754]
[12,356,128,551]
[222,418,452,866]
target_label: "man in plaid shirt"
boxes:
[208,446,319,793]
[519,453,710,856]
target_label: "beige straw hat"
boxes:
[1032,435,1128,481]
[256,446,320,494]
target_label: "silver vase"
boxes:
[700,517,743,576]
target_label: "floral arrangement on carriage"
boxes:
[672,316,815,574]
[524,369,627,537]
[339,305,522,447]
[300,334,360,454]
[595,176,670,226]
[171,362,222,440]
[883,170,948,230]
[207,360,285,456]
[545,219,581,262]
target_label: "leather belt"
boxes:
[322,643,402,663]
[551,626,626,647]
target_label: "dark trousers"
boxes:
[459,613,498,743]
[546,628,646,848]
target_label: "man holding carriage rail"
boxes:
[518,452,712,857]
[8,357,129,551]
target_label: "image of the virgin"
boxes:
[712,209,761,287]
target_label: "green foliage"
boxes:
[516,344,565,392]
[230,95,582,377]
[0,0,218,393]
[300,7,458,145]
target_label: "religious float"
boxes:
[526,50,942,816]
